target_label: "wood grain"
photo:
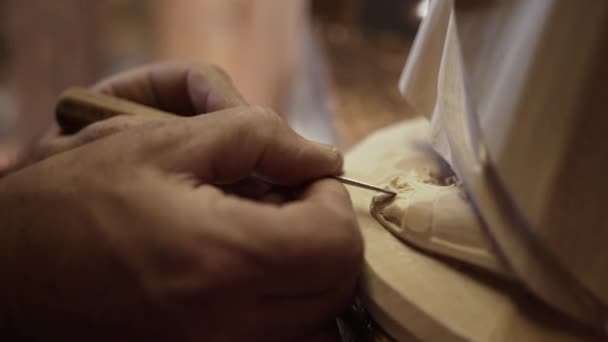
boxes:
[344,119,596,341]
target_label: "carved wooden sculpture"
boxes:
[346,0,608,340]
[345,120,593,341]
[371,173,510,277]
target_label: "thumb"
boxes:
[93,62,247,115]
[148,106,343,184]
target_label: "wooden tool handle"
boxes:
[55,87,173,134]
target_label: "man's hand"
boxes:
[0,63,362,341]
[6,62,247,172]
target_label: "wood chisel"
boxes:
[55,87,396,197]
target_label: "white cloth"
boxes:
[398,0,608,327]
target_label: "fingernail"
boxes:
[314,141,340,156]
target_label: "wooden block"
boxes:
[344,119,596,341]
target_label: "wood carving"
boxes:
[347,0,608,339]
[344,119,595,341]
[370,173,510,277]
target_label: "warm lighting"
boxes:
[415,0,429,19]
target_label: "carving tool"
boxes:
[332,176,395,196]
[56,87,396,196]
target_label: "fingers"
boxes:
[173,179,359,341]
[92,62,247,115]
[262,179,362,292]
[192,179,362,292]
[33,115,171,164]
[85,62,343,186]
[277,179,358,264]
[184,180,360,340]
[185,63,247,112]
[151,106,343,184]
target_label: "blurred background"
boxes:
[0,0,428,161]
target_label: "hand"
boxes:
[0,64,362,341]
[3,62,246,174]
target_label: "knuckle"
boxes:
[253,106,283,127]
[77,115,161,144]
[237,105,283,133]
[78,118,128,142]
